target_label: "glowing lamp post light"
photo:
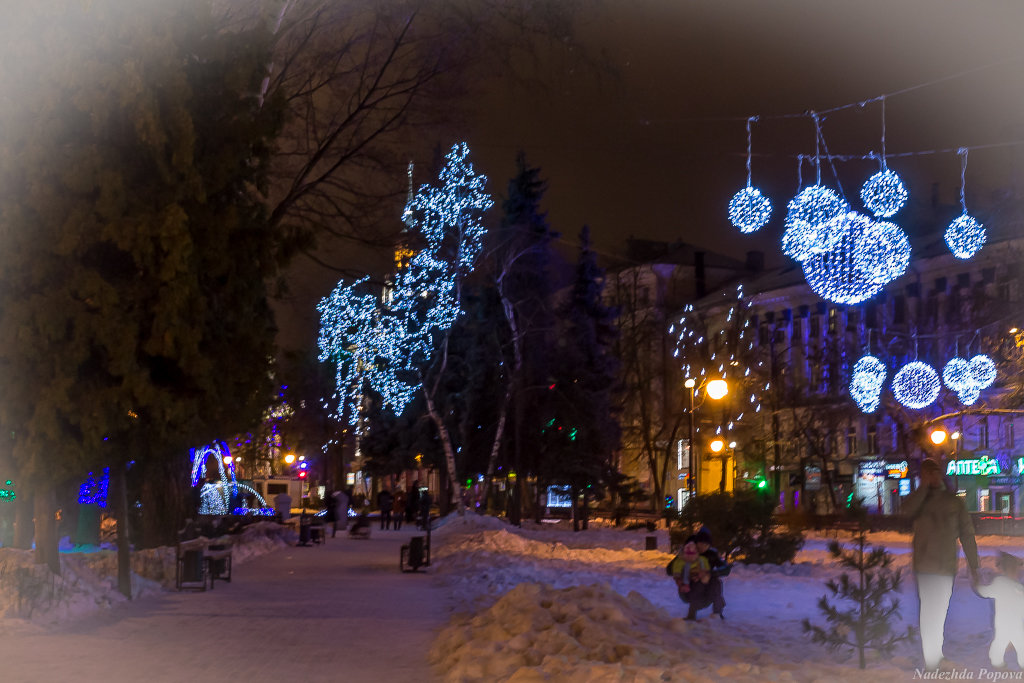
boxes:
[706,379,729,400]
[929,429,948,446]
[683,377,730,498]
[710,439,725,453]
[284,453,296,465]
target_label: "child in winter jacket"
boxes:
[977,552,1024,668]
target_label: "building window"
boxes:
[893,295,906,325]
[810,315,820,338]
[867,424,878,455]
[979,417,989,450]
[1008,420,1016,448]
[828,307,838,334]
[934,277,947,292]
[957,273,971,289]
[846,427,857,456]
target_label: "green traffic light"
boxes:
[757,480,767,489]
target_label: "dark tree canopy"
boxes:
[0,1,287,498]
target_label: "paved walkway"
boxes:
[6,526,448,682]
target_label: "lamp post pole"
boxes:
[685,379,697,498]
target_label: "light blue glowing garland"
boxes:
[781,185,847,261]
[945,148,986,259]
[318,143,493,422]
[849,355,887,413]
[892,361,941,410]
[728,117,772,234]
[860,168,908,218]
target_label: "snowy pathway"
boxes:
[4,528,449,682]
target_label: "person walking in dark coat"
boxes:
[377,489,394,530]
[407,481,421,525]
[418,489,432,530]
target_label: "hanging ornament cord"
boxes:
[958,147,969,212]
[745,116,758,188]
[813,112,845,200]
[796,154,804,191]
[879,95,888,170]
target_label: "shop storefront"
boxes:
[856,459,910,514]
[945,454,1019,514]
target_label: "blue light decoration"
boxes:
[860,168,908,218]
[0,480,13,502]
[945,147,986,259]
[957,384,981,407]
[853,220,911,285]
[190,441,238,515]
[728,116,772,234]
[849,355,887,413]
[941,357,972,392]
[891,361,941,410]
[968,354,997,390]
[801,211,885,304]
[944,213,986,259]
[728,187,772,234]
[782,185,847,261]
[78,468,111,508]
[318,143,493,422]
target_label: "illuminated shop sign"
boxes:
[946,456,1000,477]
[858,460,907,479]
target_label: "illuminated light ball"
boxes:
[802,212,885,304]
[853,221,911,285]
[957,384,981,406]
[968,354,997,389]
[891,361,941,410]
[860,168,908,218]
[781,218,817,262]
[944,213,986,259]
[942,357,972,392]
[728,186,772,233]
[784,185,847,253]
[849,354,887,413]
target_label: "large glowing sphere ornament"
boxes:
[728,186,772,233]
[942,357,972,392]
[801,211,885,304]
[783,186,847,255]
[944,213,986,259]
[849,354,887,413]
[892,361,941,410]
[860,169,908,218]
[968,354,997,389]
[853,221,911,285]
[957,384,981,406]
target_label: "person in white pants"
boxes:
[902,458,980,670]
[977,552,1024,668]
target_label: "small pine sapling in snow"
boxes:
[802,516,915,669]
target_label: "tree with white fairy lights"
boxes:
[318,143,493,506]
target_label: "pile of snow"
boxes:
[430,580,913,683]
[427,514,1024,680]
[0,521,294,630]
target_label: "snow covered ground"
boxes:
[3,514,1024,682]
[427,515,1024,682]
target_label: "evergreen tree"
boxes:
[802,516,916,669]
[545,226,620,530]
[493,153,562,523]
[0,1,287,575]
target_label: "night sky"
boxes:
[461,0,1024,268]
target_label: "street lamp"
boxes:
[684,377,729,498]
[284,453,296,465]
[930,428,948,446]
[709,438,725,453]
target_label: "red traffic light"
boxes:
[298,471,308,479]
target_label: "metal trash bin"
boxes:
[401,536,427,572]
[645,535,658,550]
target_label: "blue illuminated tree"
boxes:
[318,143,493,504]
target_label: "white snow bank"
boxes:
[0,521,294,630]
[430,580,913,683]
